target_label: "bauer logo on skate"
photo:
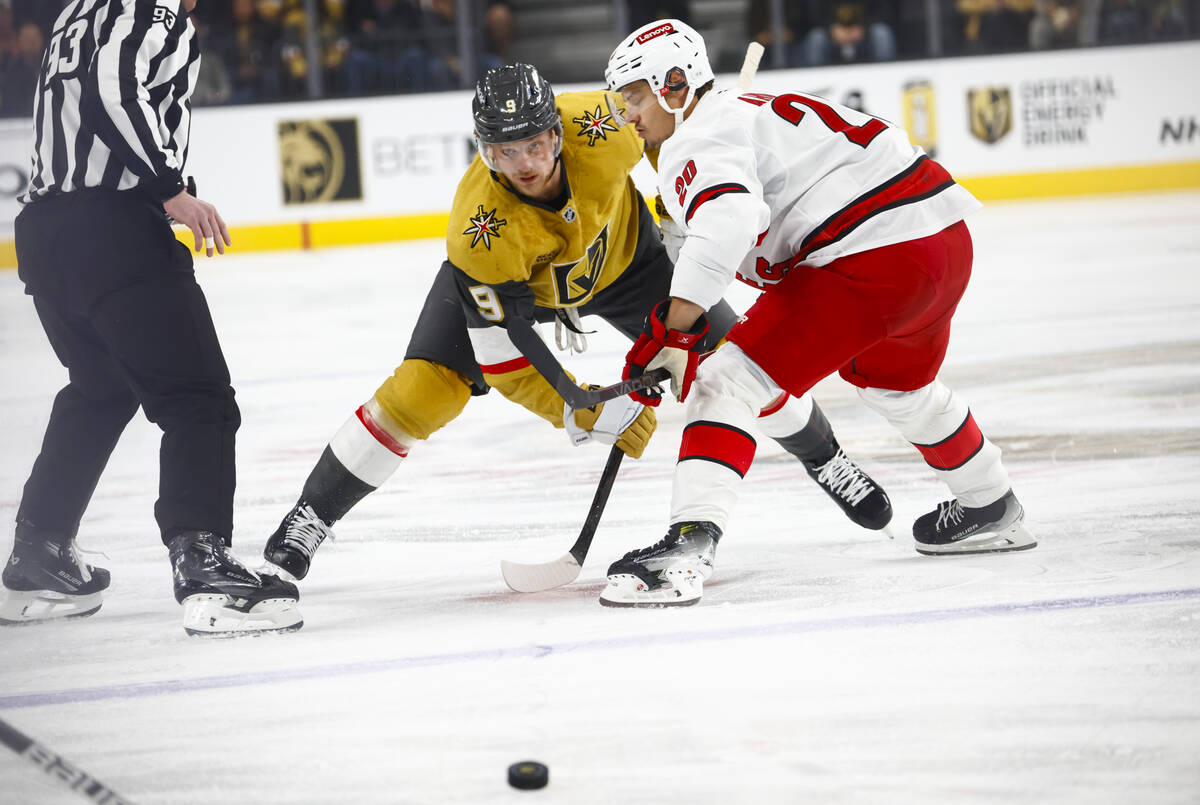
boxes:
[463,205,507,250]
[636,23,675,44]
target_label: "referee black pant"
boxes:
[14,189,240,545]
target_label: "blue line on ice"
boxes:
[3,587,1197,711]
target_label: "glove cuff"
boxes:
[649,300,709,351]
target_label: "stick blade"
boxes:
[501,553,583,593]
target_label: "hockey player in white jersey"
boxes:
[599,19,1036,607]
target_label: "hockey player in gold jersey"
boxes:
[262,64,892,583]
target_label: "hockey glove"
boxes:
[623,300,710,405]
[564,390,657,459]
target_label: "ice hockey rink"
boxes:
[1,190,1197,804]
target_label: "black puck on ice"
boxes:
[507,760,549,790]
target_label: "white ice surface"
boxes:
[1,192,1198,804]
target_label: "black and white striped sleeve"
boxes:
[81,0,192,201]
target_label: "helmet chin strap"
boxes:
[656,84,695,133]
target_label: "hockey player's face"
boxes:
[492,129,562,202]
[619,81,674,149]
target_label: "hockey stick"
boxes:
[505,317,670,409]
[737,42,765,92]
[0,715,136,804]
[501,444,624,592]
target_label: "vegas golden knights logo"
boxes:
[552,226,609,306]
[967,87,1012,145]
[902,80,937,157]
[278,119,363,204]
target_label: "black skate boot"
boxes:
[913,490,1036,556]
[169,531,302,636]
[1,521,111,625]
[803,448,893,531]
[263,502,335,581]
[599,521,722,608]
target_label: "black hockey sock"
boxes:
[772,402,838,465]
[300,446,377,524]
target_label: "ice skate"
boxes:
[803,448,893,531]
[170,531,302,637]
[0,525,111,625]
[913,490,1036,555]
[262,502,335,581]
[599,521,721,607]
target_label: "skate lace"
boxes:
[935,500,966,530]
[618,531,679,562]
[66,543,102,584]
[814,450,875,506]
[283,504,335,557]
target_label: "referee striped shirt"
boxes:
[20,0,199,205]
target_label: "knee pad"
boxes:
[689,344,779,430]
[373,359,472,441]
[857,381,962,445]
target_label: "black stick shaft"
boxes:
[567,445,625,565]
[0,715,136,804]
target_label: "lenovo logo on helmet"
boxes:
[636,23,676,44]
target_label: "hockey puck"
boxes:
[507,760,549,790]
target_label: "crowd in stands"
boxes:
[0,0,1196,117]
[743,0,1197,67]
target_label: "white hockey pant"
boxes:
[671,345,783,531]
[857,382,1010,508]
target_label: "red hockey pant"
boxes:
[728,220,973,395]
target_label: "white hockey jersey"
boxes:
[657,89,982,310]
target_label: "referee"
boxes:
[0,0,302,636]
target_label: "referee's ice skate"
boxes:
[0,523,110,624]
[170,531,302,636]
[600,521,721,607]
[913,490,1036,555]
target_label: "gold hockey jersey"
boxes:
[446,90,645,309]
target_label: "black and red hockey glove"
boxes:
[623,300,710,405]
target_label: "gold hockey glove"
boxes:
[563,388,657,458]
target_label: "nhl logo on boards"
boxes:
[967,86,1012,145]
[562,207,577,222]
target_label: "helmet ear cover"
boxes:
[661,67,688,95]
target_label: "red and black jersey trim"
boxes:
[678,420,758,478]
[797,156,956,261]
[685,183,750,224]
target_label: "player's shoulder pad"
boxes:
[447,158,534,285]
[558,90,642,163]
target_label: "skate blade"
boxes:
[598,572,703,608]
[258,561,300,584]
[0,589,103,625]
[915,523,1037,556]
[181,594,304,637]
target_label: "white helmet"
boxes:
[605,19,714,121]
